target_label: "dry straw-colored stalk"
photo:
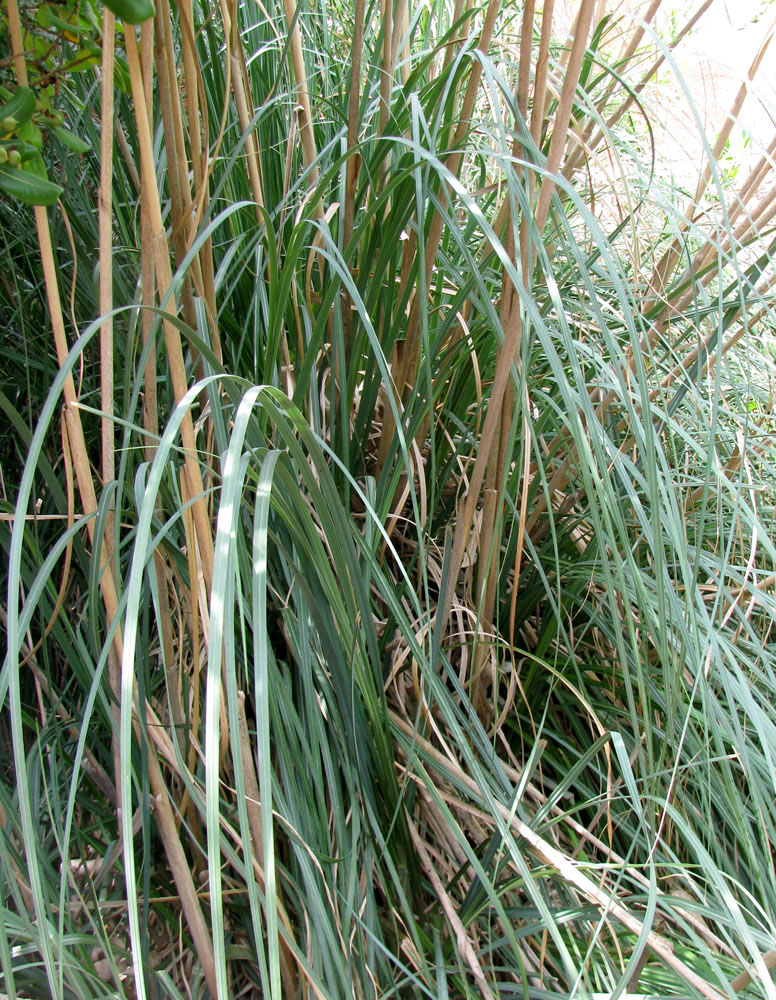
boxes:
[6,4,219,994]
[376,0,504,476]
[282,0,323,217]
[441,0,597,651]
[124,26,215,592]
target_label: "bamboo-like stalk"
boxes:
[98,5,125,825]
[231,51,266,214]
[178,0,206,196]
[155,0,227,385]
[6,0,122,649]
[99,12,116,491]
[178,0,222,362]
[441,0,473,76]
[732,948,776,993]
[6,12,219,998]
[342,0,366,360]
[470,0,538,709]
[281,0,324,219]
[489,0,557,648]
[377,0,394,148]
[534,3,596,232]
[221,0,265,216]
[487,0,554,244]
[139,11,202,843]
[376,0,503,474]
[391,0,411,86]
[2,116,112,987]
[644,18,774,316]
[475,0,556,651]
[115,117,141,191]
[154,0,198,334]
[123,33,222,993]
[124,26,215,593]
[562,0,714,180]
[136,26,219,990]
[280,0,329,382]
[521,21,776,545]
[180,468,204,809]
[561,0,664,178]
[502,5,774,563]
[140,19,158,458]
[516,0,535,122]
[530,0,555,150]
[441,0,597,638]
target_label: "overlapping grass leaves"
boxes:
[2,1,776,997]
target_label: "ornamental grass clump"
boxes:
[2,0,776,996]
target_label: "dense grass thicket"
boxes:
[2,0,776,996]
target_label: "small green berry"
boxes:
[7,148,21,167]
[0,147,7,165]
[1,116,18,133]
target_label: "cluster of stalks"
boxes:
[3,0,776,995]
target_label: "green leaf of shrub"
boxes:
[19,120,43,150]
[20,149,49,177]
[52,126,91,154]
[0,87,36,130]
[64,47,102,72]
[0,163,63,205]
[36,5,85,36]
[103,0,155,24]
